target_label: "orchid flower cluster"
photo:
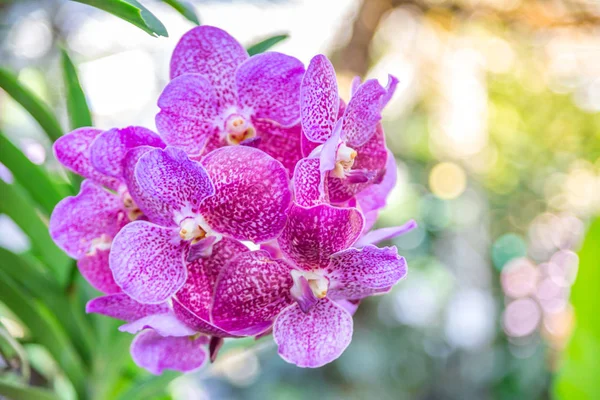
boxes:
[49,26,416,374]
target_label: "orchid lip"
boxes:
[331,142,357,179]
[224,114,256,145]
[291,270,329,304]
[120,189,143,221]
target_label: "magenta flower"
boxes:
[109,145,291,304]
[299,54,397,204]
[50,126,164,293]
[211,204,407,367]
[155,26,305,173]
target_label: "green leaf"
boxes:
[71,0,168,37]
[0,132,66,214]
[246,34,289,56]
[61,48,93,130]
[162,0,200,25]
[553,218,600,400]
[0,68,63,142]
[0,270,87,399]
[0,380,60,400]
[115,370,179,400]
[0,180,71,285]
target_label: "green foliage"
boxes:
[71,0,168,37]
[553,218,600,400]
[61,49,93,130]
[247,34,289,56]
[162,0,200,25]
[0,381,60,400]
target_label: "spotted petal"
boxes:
[110,221,186,304]
[236,52,304,126]
[132,147,215,227]
[49,180,124,259]
[342,79,387,147]
[327,245,407,300]
[200,146,291,243]
[90,126,164,179]
[86,293,169,321]
[170,26,248,108]
[293,157,328,207]
[300,55,339,143]
[278,204,364,271]
[212,251,294,336]
[53,128,120,190]
[77,249,121,294]
[131,330,208,375]
[273,298,353,368]
[253,120,303,176]
[355,219,417,248]
[156,74,221,157]
[119,312,196,337]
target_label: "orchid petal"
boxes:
[49,180,124,259]
[300,55,339,143]
[278,204,364,271]
[131,330,207,375]
[342,79,386,147]
[132,147,214,227]
[293,158,328,207]
[212,251,294,336]
[319,119,342,174]
[273,298,353,368]
[381,74,398,108]
[110,221,186,304]
[172,300,234,337]
[253,120,303,176]
[85,293,169,321]
[200,146,291,243]
[119,313,196,337]
[355,220,417,248]
[327,245,407,300]
[335,299,360,316]
[186,236,217,263]
[77,249,121,294]
[53,128,120,190]
[156,74,221,157]
[236,52,304,126]
[170,25,248,108]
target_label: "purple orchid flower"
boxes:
[50,126,164,293]
[211,203,407,367]
[109,145,291,305]
[86,293,208,374]
[299,54,397,204]
[155,26,305,174]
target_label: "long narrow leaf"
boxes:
[0,270,87,399]
[116,370,179,400]
[0,132,66,214]
[0,180,70,285]
[246,33,289,56]
[162,0,200,25]
[71,0,168,37]
[61,49,93,130]
[0,380,60,400]
[0,68,63,142]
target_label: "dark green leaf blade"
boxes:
[162,0,200,25]
[0,132,66,214]
[0,380,60,400]
[71,0,168,37]
[246,34,289,56]
[0,68,63,142]
[61,48,93,130]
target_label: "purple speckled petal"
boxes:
[131,330,207,375]
[85,293,169,321]
[120,312,195,337]
[293,158,328,207]
[355,219,417,247]
[237,53,304,126]
[335,299,360,316]
[356,150,397,230]
[172,300,233,337]
[53,128,120,190]
[328,124,388,204]
[200,146,291,243]
[177,239,249,322]
[49,180,124,259]
[278,204,364,271]
[327,245,407,300]
[212,251,294,336]
[132,147,214,227]
[342,79,387,147]
[273,298,353,368]
[90,126,164,179]
[253,120,303,176]
[300,55,339,143]
[110,221,186,304]
[350,76,361,97]
[77,249,121,294]
[156,74,221,157]
[170,26,247,108]
[381,75,398,108]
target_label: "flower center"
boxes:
[331,142,357,179]
[291,270,329,299]
[87,234,112,255]
[224,114,256,145]
[178,217,207,243]
[121,191,143,221]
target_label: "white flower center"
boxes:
[331,142,357,179]
[224,114,256,145]
[291,270,329,299]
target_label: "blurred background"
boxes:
[1,0,600,399]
